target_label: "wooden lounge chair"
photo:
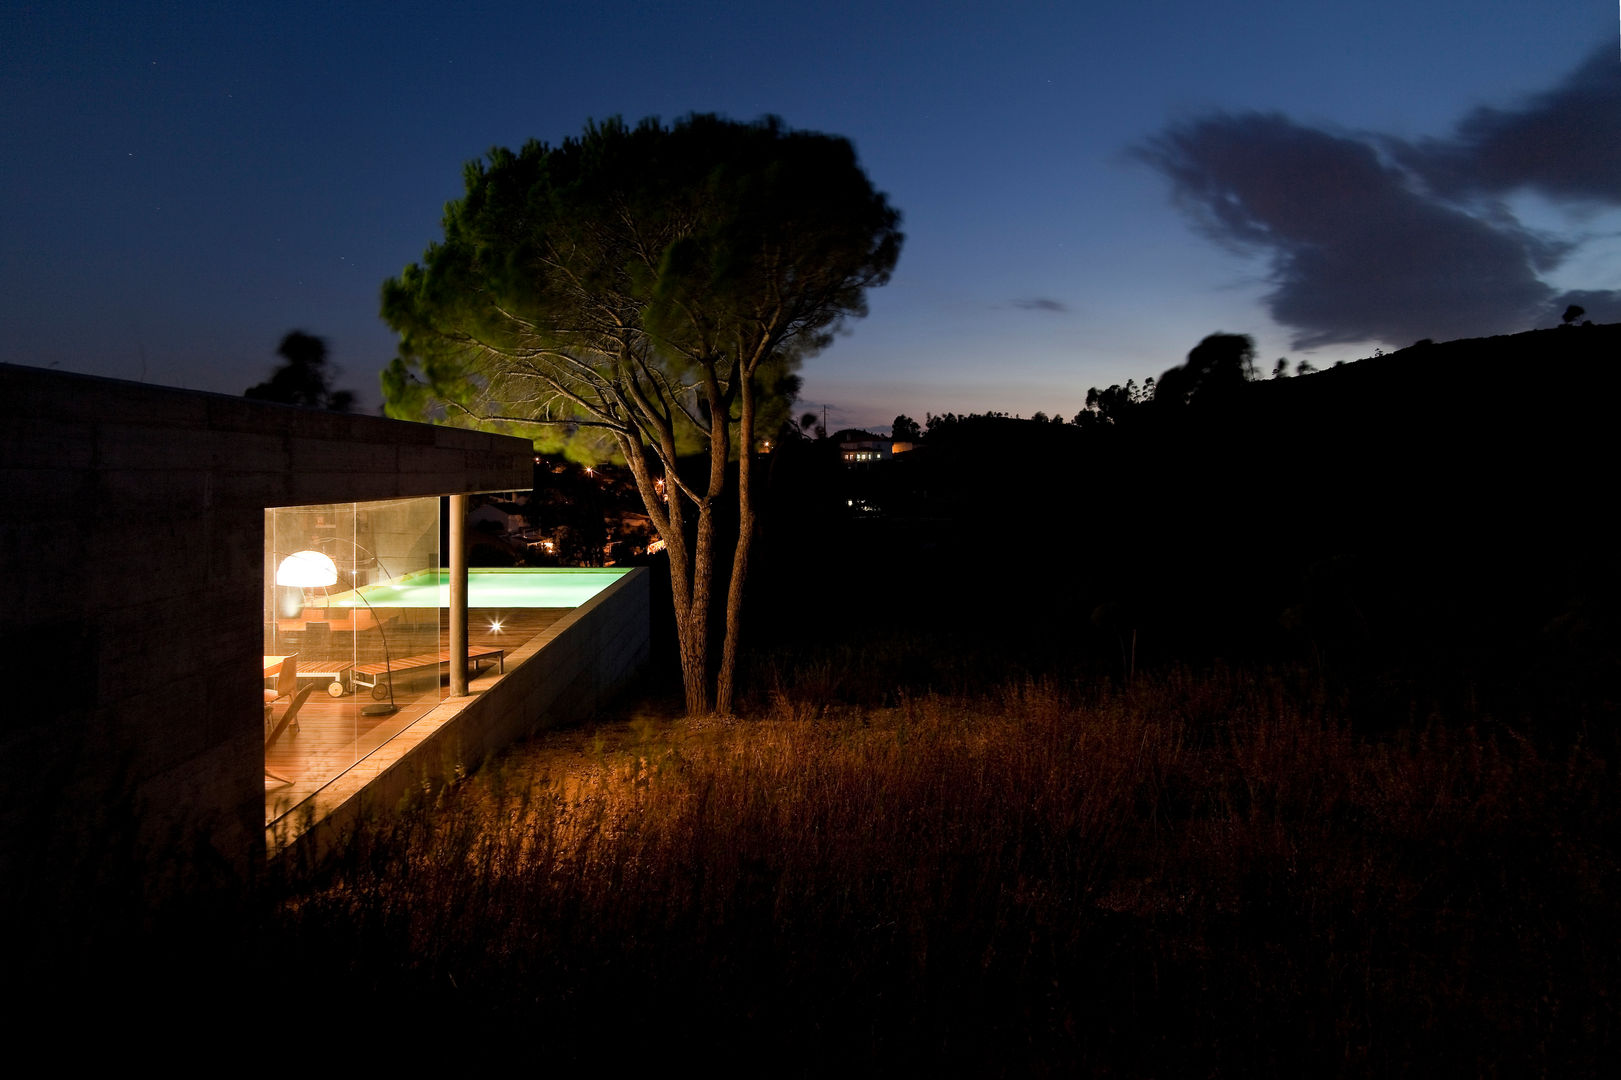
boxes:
[264,683,316,786]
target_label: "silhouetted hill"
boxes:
[753,324,1620,707]
[1156,326,1611,670]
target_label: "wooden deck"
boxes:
[264,608,568,824]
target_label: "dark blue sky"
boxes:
[3,1,1616,431]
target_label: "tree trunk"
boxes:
[676,602,710,716]
[686,492,719,714]
[715,506,751,716]
[618,430,712,715]
[715,378,757,716]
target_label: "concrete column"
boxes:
[449,493,468,696]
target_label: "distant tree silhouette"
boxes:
[924,410,1010,436]
[891,414,922,441]
[244,331,355,411]
[1074,378,1153,427]
[1155,332,1256,407]
[1562,304,1586,326]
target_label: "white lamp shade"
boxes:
[275,550,339,587]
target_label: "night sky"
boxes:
[3,1,1617,432]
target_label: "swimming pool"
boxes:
[329,568,630,609]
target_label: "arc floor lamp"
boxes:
[274,548,398,717]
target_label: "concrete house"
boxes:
[0,364,648,913]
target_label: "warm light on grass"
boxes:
[263,668,1614,1072]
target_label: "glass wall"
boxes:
[263,497,441,820]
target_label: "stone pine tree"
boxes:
[380,114,902,715]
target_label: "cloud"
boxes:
[1394,47,1621,205]
[1011,296,1069,313]
[1138,48,1621,350]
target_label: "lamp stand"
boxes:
[316,538,398,717]
[358,581,397,716]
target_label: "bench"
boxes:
[350,646,506,700]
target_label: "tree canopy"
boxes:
[1155,332,1257,407]
[380,113,902,714]
[245,331,355,411]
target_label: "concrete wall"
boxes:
[0,363,534,912]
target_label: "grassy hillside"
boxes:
[241,667,1616,1073]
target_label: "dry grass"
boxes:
[262,667,1616,1073]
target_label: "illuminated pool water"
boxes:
[330,568,629,609]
